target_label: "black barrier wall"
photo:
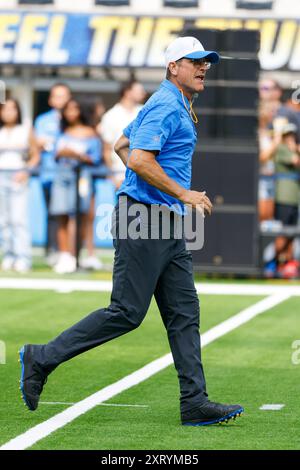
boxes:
[186,29,260,274]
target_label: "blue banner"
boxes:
[0,11,299,69]
[0,12,185,67]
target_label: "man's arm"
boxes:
[114,134,130,166]
[127,148,213,215]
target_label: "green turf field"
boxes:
[0,287,299,450]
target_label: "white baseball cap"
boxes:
[164,36,219,68]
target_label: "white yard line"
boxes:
[0,291,290,451]
[259,404,285,410]
[196,283,300,297]
[0,277,299,296]
[39,402,149,408]
[40,402,82,406]
[97,403,149,408]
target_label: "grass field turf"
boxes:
[0,288,299,450]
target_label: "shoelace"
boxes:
[179,89,198,124]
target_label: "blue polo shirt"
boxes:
[117,79,197,214]
[34,109,61,186]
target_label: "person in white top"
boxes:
[0,99,40,272]
[100,80,146,189]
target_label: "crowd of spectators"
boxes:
[0,80,146,273]
[258,78,300,278]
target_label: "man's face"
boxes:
[48,86,71,111]
[170,58,209,95]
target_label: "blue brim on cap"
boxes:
[184,50,220,63]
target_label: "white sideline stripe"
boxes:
[39,402,149,408]
[196,283,300,297]
[0,292,290,451]
[0,277,300,296]
[259,404,285,411]
[0,278,113,293]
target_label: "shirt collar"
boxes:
[160,79,192,112]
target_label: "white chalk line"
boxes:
[39,402,149,408]
[259,404,285,411]
[0,291,291,451]
[0,277,299,296]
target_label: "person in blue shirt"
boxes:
[34,83,72,262]
[49,98,101,274]
[19,37,244,426]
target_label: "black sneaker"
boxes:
[19,344,48,411]
[181,401,244,426]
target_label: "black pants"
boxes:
[36,196,208,413]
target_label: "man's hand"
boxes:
[179,189,213,216]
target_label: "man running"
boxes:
[19,37,244,426]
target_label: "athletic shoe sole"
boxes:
[19,346,35,411]
[182,407,244,426]
[19,346,32,410]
